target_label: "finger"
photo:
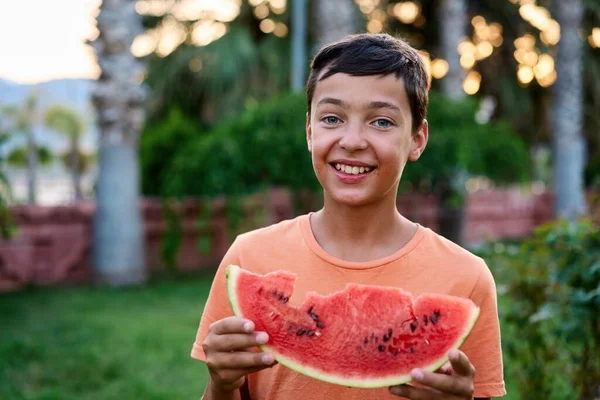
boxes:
[435,362,453,376]
[211,332,270,351]
[448,349,475,377]
[212,351,277,369]
[389,383,447,399]
[210,317,255,335]
[409,368,473,397]
[213,363,277,389]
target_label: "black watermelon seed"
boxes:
[297,328,306,336]
[307,306,313,314]
[410,320,418,332]
[378,345,386,352]
[316,322,324,329]
[429,315,438,325]
[423,315,428,325]
[383,328,393,342]
[309,312,319,321]
[392,350,398,356]
[283,297,289,303]
[409,346,415,354]
[434,310,441,317]
[307,330,315,337]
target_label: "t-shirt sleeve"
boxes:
[462,260,506,398]
[190,238,243,361]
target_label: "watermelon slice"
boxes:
[226,264,479,388]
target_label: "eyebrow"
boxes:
[317,97,350,108]
[366,101,401,112]
[316,97,401,112]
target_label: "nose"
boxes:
[338,124,368,152]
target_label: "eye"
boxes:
[322,116,341,125]
[372,118,394,128]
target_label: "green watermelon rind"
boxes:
[226,264,480,389]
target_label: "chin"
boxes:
[326,189,378,207]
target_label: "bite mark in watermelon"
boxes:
[226,265,480,388]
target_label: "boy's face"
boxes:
[307,72,428,207]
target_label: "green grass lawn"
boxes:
[0,272,215,400]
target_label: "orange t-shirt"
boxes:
[191,214,506,399]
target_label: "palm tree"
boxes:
[0,92,41,204]
[313,0,359,50]
[552,0,587,220]
[44,105,86,201]
[437,0,468,245]
[90,0,147,286]
[439,0,467,100]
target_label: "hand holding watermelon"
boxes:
[201,316,277,394]
[389,349,476,399]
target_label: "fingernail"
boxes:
[411,369,424,381]
[256,332,268,344]
[261,354,274,364]
[243,322,254,332]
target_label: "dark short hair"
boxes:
[306,33,430,133]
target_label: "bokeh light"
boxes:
[463,71,481,95]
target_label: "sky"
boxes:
[0,0,101,84]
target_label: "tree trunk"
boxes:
[313,0,359,51]
[439,0,467,101]
[91,0,147,286]
[70,138,83,201]
[552,0,587,220]
[437,0,468,245]
[26,133,37,204]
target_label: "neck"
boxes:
[310,192,418,262]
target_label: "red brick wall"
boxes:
[0,187,590,292]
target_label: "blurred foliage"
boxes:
[585,152,600,188]
[402,92,530,191]
[478,219,600,399]
[0,133,16,240]
[161,91,318,198]
[160,199,183,274]
[6,146,53,168]
[140,107,200,196]
[144,26,290,128]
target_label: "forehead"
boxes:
[311,72,411,113]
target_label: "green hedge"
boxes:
[163,92,319,198]
[402,92,530,189]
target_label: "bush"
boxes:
[402,91,530,189]
[478,219,600,399]
[139,108,201,196]
[165,91,319,198]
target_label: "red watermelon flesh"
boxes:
[226,265,479,388]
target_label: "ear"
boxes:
[408,119,428,162]
[306,112,312,152]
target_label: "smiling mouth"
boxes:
[331,163,376,175]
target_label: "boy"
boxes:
[191,33,506,400]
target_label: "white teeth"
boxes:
[334,163,374,174]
